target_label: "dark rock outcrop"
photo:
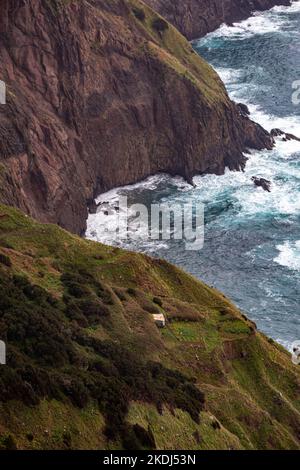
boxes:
[251,176,271,192]
[0,0,273,234]
[271,128,300,141]
[144,0,291,40]
[237,103,251,117]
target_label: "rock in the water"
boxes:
[87,199,100,215]
[251,177,271,192]
[285,132,300,142]
[270,128,285,137]
[271,128,300,141]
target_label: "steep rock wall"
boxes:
[144,0,291,40]
[0,0,272,234]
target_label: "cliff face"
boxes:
[0,204,300,450]
[0,0,273,234]
[144,0,291,40]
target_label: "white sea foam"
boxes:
[197,0,300,45]
[276,338,294,352]
[213,65,300,139]
[274,240,300,271]
[88,0,300,248]
[211,14,282,40]
[86,174,189,251]
[274,0,300,13]
[93,174,165,205]
[193,0,300,257]
[245,102,300,137]
[87,135,300,248]
[86,3,300,350]
[192,141,300,220]
[196,0,300,172]
[210,65,300,221]
[87,205,169,252]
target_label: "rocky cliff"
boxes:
[144,0,291,40]
[0,204,299,449]
[0,0,273,234]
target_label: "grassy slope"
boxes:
[55,0,230,107]
[130,0,229,104]
[0,203,299,450]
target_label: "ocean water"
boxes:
[87,1,300,350]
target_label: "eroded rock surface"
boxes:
[0,0,273,234]
[144,0,291,40]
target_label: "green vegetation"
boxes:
[153,297,163,307]
[128,0,228,105]
[0,248,204,449]
[0,203,299,450]
[0,253,11,267]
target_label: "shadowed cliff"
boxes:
[0,0,273,234]
[144,0,291,40]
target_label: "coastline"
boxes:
[0,1,300,452]
[144,0,292,40]
[87,1,300,351]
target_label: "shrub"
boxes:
[142,301,160,314]
[0,239,13,249]
[61,378,89,408]
[127,287,136,296]
[98,288,114,305]
[26,433,34,442]
[67,282,90,298]
[152,18,169,34]
[132,424,156,449]
[153,297,163,307]
[113,287,126,301]
[0,268,205,446]
[78,298,110,318]
[132,7,145,22]
[23,284,46,301]
[211,420,221,430]
[0,434,17,450]
[0,253,12,267]
[65,301,89,328]
[13,274,30,288]
[63,432,72,448]
[122,427,141,450]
